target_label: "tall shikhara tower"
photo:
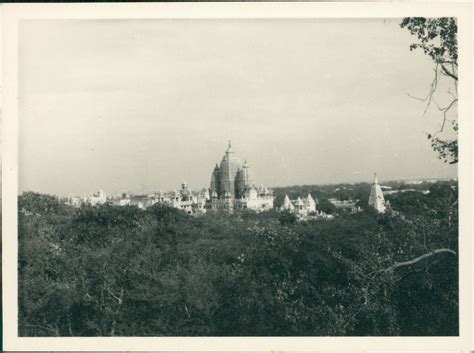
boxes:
[208,141,273,212]
[368,173,386,213]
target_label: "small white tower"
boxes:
[368,173,386,213]
[305,193,316,212]
[281,194,295,212]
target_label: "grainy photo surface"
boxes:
[17,18,459,337]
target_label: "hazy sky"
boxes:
[19,19,457,196]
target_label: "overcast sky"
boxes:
[19,19,457,196]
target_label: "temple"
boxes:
[368,173,386,213]
[280,193,329,219]
[207,141,274,212]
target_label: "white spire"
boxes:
[306,193,316,212]
[282,194,295,211]
[368,172,386,213]
[374,172,378,184]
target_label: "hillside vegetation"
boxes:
[18,181,458,336]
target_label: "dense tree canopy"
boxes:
[19,181,458,336]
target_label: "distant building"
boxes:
[65,195,82,207]
[107,184,209,215]
[128,194,159,210]
[281,193,316,215]
[368,173,386,213]
[281,194,295,212]
[168,182,208,215]
[328,198,362,213]
[280,193,328,220]
[207,141,274,212]
[87,190,107,206]
[112,194,131,206]
[66,190,107,207]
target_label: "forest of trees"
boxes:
[18,181,458,337]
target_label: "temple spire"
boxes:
[368,172,386,213]
[226,140,233,154]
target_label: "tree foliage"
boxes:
[18,184,458,336]
[401,17,457,70]
[400,17,458,164]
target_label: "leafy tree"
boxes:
[317,198,337,214]
[18,186,458,336]
[279,210,298,225]
[400,17,458,164]
[18,191,68,216]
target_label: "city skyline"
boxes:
[27,140,457,198]
[19,19,457,196]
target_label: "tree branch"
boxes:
[380,248,457,273]
[431,97,458,136]
[108,286,124,336]
[441,64,458,81]
[407,64,440,116]
[106,285,124,304]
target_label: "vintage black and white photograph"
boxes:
[4,4,471,345]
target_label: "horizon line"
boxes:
[18,176,458,198]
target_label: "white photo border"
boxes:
[2,2,473,351]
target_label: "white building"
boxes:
[66,195,83,207]
[280,193,327,219]
[65,190,107,207]
[368,173,386,213]
[233,185,274,212]
[168,182,208,215]
[87,190,107,206]
[281,194,295,212]
[328,198,362,214]
[112,197,131,207]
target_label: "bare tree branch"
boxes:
[407,64,441,116]
[447,87,457,100]
[380,248,457,273]
[106,285,124,304]
[441,64,458,81]
[431,97,458,136]
[108,286,125,336]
